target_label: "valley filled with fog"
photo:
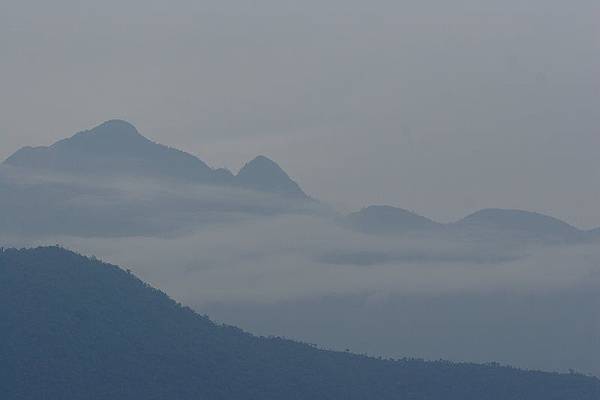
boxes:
[24,213,600,376]
[2,122,598,376]
[3,2,599,397]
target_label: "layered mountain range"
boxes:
[2,119,598,241]
[2,121,600,389]
[4,120,308,198]
[344,205,591,243]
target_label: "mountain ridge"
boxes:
[1,245,598,399]
[344,205,442,235]
[342,205,592,242]
[3,120,308,198]
[4,120,598,240]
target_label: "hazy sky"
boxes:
[1,0,599,226]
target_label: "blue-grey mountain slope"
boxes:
[3,120,308,198]
[344,205,442,235]
[237,155,307,198]
[0,120,314,237]
[1,246,598,400]
[342,205,587,243]
[4,120,226,182]
[453,208,585,242]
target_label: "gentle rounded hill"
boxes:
[456,208,582,239]
[1,246,598,399]
[345,205,442,235]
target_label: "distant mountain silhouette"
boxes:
[453,208,584,241]
[1,120,594,242]
[344,205,442,235]
[237,155,307,198]
[1,246,598,400]
[3,120,307,198]
[4,120,223,182]
[342,205,587,243]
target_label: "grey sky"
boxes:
[1,0,599,226]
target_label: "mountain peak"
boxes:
[242,155,283,170]
[3,122,310,199]
[3,120,216,179]
[58,119,149,150]
[96,119,138,132]
[456,208,582,238]
[345,205,441,235]
[80,119,141,138]
[236,156,307,198]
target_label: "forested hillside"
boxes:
[1,246,598,400]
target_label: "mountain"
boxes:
[1,246,598,400]
[3,120,307,198]
[343,205,442,235]
[0,120,313,237]
[237,155,307,198]
[341,205,589,243]
[4,120,226,183]
[0,167,313,238]
[454,208,584,241]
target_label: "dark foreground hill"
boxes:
[1,247,598,400]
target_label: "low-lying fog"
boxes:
[3,180,599,377]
